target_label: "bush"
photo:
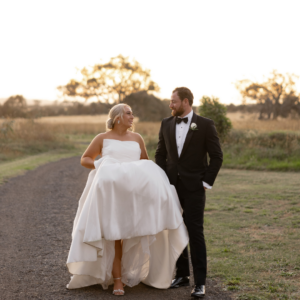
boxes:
[222,130,300,171]
[225,130,300,154]
[198,96,232,142]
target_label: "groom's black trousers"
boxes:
[175,175,207,285]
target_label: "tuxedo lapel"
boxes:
[169,117,179,160]
[179,112,197,159]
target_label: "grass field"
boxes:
[1,113,300,173]
[0,119,74,162]
[2,112,299,132]
[227,113,300,132]
[207,169,300,300]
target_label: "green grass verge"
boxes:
[223,150,300,172]
[222,130,300,172]
[0,132,91,184]
[206,169,300,299]
[0,146,85,185]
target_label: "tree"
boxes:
[198,96,232,142]
[123,91,170,121]
[235,70,300,119]
[3,95,27,108]
[58,55,160,103]
[1,95,27,118]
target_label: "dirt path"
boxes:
[0,157,232,300]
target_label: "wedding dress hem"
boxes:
[67,237,189,290]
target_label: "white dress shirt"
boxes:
[176,110,212,190]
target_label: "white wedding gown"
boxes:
[66,139,189,290]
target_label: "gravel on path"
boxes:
[0,156,232,300]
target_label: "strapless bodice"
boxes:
[102,139,141,163]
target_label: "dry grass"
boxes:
[1,112,299,165]
[0,117,162,162]
[36,120,160,137]
[36,115,109,124]
[38,112,300,133]
[0,115,155,136]
[1,112,299,134]
[47,123,107,135]
[227,112,300,132]
[33,121,161,136]
[134,122,161,136]
[0,120,73,162]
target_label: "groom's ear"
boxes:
[183,98,190,106]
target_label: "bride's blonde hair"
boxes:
[106,103,132,131]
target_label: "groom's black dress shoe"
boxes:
[169,276,190,288]
[191,285,205,298]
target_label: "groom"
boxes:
[155,87,223,298]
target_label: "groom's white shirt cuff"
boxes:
[203,181,212,189]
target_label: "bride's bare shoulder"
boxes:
[128,131,144,142]
[94,132,109,141]
[91,132,110,146]
[128,132,146,149]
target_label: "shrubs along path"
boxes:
[0,156,232,300]
[223,130,300,171]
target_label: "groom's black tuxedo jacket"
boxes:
[155,112,223,192]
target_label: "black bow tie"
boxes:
[176,117,188,124]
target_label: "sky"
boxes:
[0,0,300,106]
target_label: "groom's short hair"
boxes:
[172,87,194,106]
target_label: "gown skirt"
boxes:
[66,139,189,290]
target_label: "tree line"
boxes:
[0,55,299,121]
[0,95,112,118]
[0,93,171,121]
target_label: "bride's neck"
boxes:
[111,126,129,136]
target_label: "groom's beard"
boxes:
[171,104,185,117]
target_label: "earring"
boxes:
[118,120,120,124]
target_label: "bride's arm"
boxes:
[81,134,103,169]
[136,134,149,160]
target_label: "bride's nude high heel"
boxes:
[112,277,125,296]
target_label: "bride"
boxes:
[66,104,189,296]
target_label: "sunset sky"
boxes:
[0,0,299,105]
